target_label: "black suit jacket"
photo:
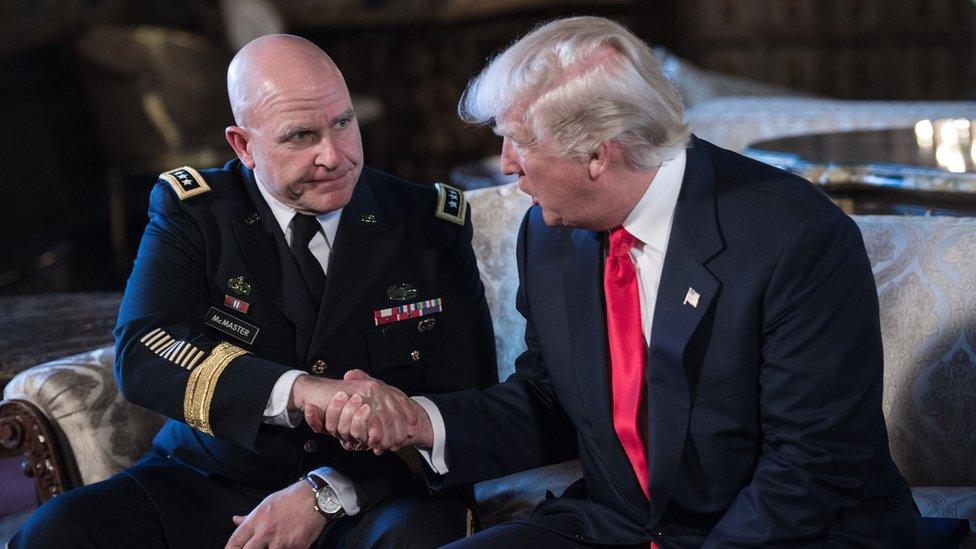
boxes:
[426,137,919,547]
[114,161,496,512]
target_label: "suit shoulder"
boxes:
[706,141,839,222]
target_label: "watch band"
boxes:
[305,473,345,521]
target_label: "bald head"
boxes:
[227,34,344,127]
[223,34,363,215]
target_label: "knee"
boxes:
[10,490,100,548]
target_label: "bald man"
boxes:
[11,35,496,548]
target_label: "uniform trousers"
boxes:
[11,454,469,548]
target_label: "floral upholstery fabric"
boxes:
[861,216,976,489]
[686,97,976,152]
[913,486,976,532]
[467,182,533,381]
[3,346,164,486]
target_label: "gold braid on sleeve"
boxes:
[183,342,250,435]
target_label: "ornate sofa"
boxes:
[3,181,976,540]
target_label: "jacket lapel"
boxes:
[306,172,402,363]
[645,137,724,525]
[233,166,318,338]
[564,228,652,515]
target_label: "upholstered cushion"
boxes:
[859,216,976,489]
[3,346,164,485]
[468,182,533,381]
[474,460,582,528]
[687,97,976,152]
[913,486,976,532]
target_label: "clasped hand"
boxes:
[294,370,432,453]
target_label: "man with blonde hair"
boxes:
[321,16,923,547]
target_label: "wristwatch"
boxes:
[305,473,346,521]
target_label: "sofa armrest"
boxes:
[0,398,78,503]
[1,346,165,501]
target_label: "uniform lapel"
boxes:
[645,137,724,525]
[305,171,402,363]
[233,165,318,337]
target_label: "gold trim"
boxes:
[433,182,467,226]
[182,342,249,435]
[159,166,211,201]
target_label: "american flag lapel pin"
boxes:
[683,287,700,308]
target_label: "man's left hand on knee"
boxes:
[225,480,327,549]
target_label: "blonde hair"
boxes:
[460,16,689,170]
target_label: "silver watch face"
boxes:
[316,488,343,515]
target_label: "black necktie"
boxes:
[290,213,326,304]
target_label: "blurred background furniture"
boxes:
[3,184,976,542]
[0,293,121,390]
[1,0,973,294]
[745,122,976,216]
[76,25,233,276]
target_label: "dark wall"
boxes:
[0,0,972,294]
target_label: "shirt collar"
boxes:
[253,172,343,243]
[621,149,686,253]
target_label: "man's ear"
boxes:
[588,141,612,179]
[225,126,256,169]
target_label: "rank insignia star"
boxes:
[433,182,467,226]
[158,166,211,201]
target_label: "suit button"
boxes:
[310,359,327,375]
[651,523,663,537]
[303,439,319,453]
[410,350,421,362]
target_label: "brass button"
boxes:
[410,350,421,362]
[303,439,319,453]
[418,318,436,332]
[311,359,327,375]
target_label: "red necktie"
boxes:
[604,226,649,499]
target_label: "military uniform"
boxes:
[13,160,497,548]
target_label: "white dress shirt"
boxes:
[253,176,362,514]
[417,149,687,474]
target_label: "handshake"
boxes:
[289,369,434,454]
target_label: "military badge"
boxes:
[433,182,467,226]
[224,295,251,314]
[159,166,211,201]
[386,283,418,302]
[373,298,443,326]
[227,276,252,296]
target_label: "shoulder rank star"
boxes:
[433,182,467,226]
[159,166,210,201]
